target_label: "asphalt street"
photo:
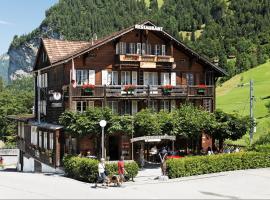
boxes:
[1,168,270,199]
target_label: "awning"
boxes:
[130,135,176,143]
[29,121,63,130]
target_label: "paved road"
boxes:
[1,168,270,199]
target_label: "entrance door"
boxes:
[108,136,120,160]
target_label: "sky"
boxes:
[0,0,58,55]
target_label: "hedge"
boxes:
[63,156,139,183]
[166,152,270,179]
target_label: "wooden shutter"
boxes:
[88,70,95,85]
[132,71,137,85]
[101,70,108,85]
[132,101,138,115]
[171,72,176,86]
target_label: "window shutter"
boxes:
[132,71,137,85]
[171,72,176,86]
[102,70,108,85]
[137,43,141,54]
[88,70,95,85]
[171,100,176,110]
[116,43,119,54]
[143,72,149,85]
[132,101,138,115]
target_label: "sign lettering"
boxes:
[135,24,163,31]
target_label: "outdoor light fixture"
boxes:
[99,120,107,159]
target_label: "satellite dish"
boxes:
[53,92,62,101]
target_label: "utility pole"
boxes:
[249,80,254,144]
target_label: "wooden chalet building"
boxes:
[15,21,226,172]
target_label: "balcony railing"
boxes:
[119,54,174,63]
[68,85,214,98]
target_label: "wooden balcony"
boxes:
[119,54,174,63]
[67,85,214,99]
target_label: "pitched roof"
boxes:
[42,38,92,64]
[37,20,227,76]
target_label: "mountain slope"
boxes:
[216,61,270,144]
[0,54,9,83]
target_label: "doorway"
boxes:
[108,136,120,160]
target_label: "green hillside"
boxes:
[217,61,270,145]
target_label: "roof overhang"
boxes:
[130,135,176,143]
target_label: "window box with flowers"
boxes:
[162,85,174,95]
[82,84,95,96]
[123,84,136,95]
[197,84,207,95]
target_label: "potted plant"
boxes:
[162,85,174,95]
[82,83,95,95]
[197,84,206,95]
[123,84,136,94]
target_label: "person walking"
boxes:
[96,158,108,187]
[118,156,127,186]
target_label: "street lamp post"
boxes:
[99,120,107,159]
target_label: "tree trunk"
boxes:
[219,139,224,152]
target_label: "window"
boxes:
[119,42,126,54]
[144,72,158,85]
[121,71,131,85]
[186,73,194,85]
[142,43,146,55]
[160,100,170,111]
[161,73,170,85]
[146,44,152,55]
[31,126,37,145]
[107,71,118,85]
[39,100,46,115]
[161,45,166,56]
[49,133,54,150]
[137,43,141,54]
[128,43,136,54]
[76,101,87,113]
[121,101,131,115]
[108,101,118,114]
[155,45,161,55]
[44,132,47,149]
[38,131,43,148]
[38,73,48,88]
[149,100,158,112]
[76,70,88,86]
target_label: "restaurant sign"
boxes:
[135,24,163,31]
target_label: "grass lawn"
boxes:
[216,61,270,145]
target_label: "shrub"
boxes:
[167,152,270,179]
[63,156,139,183]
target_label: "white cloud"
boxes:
[0,20,13,25]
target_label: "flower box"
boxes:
[162,85,174,95]
[82,84,95,95]
[197,84,207,95]
[123,84,136,94]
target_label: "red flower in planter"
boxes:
[198,84,207,89]
[162,84,174,90]
[123,84,136,92]
[82,84,95,90]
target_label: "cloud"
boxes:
[0,20,13,25]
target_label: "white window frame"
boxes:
[137,43,141,55]
[108,101,118,114]
[155,44,161,55]
[161,73,170,85]
[44,132,48,149]
[121,71,131,85]
[119,42,126,54]
[186,73,194,85]
[161,45,166,56]
[107,71,118,85]
[76,70,88,86]
[49,133,54,150]
[142,43,146,55]
[149,100,158,112]
[76,101,87,113]
[146,43,152,55]
[160,100,170,111]
[129,43,136,54]
[31,126,37,145]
